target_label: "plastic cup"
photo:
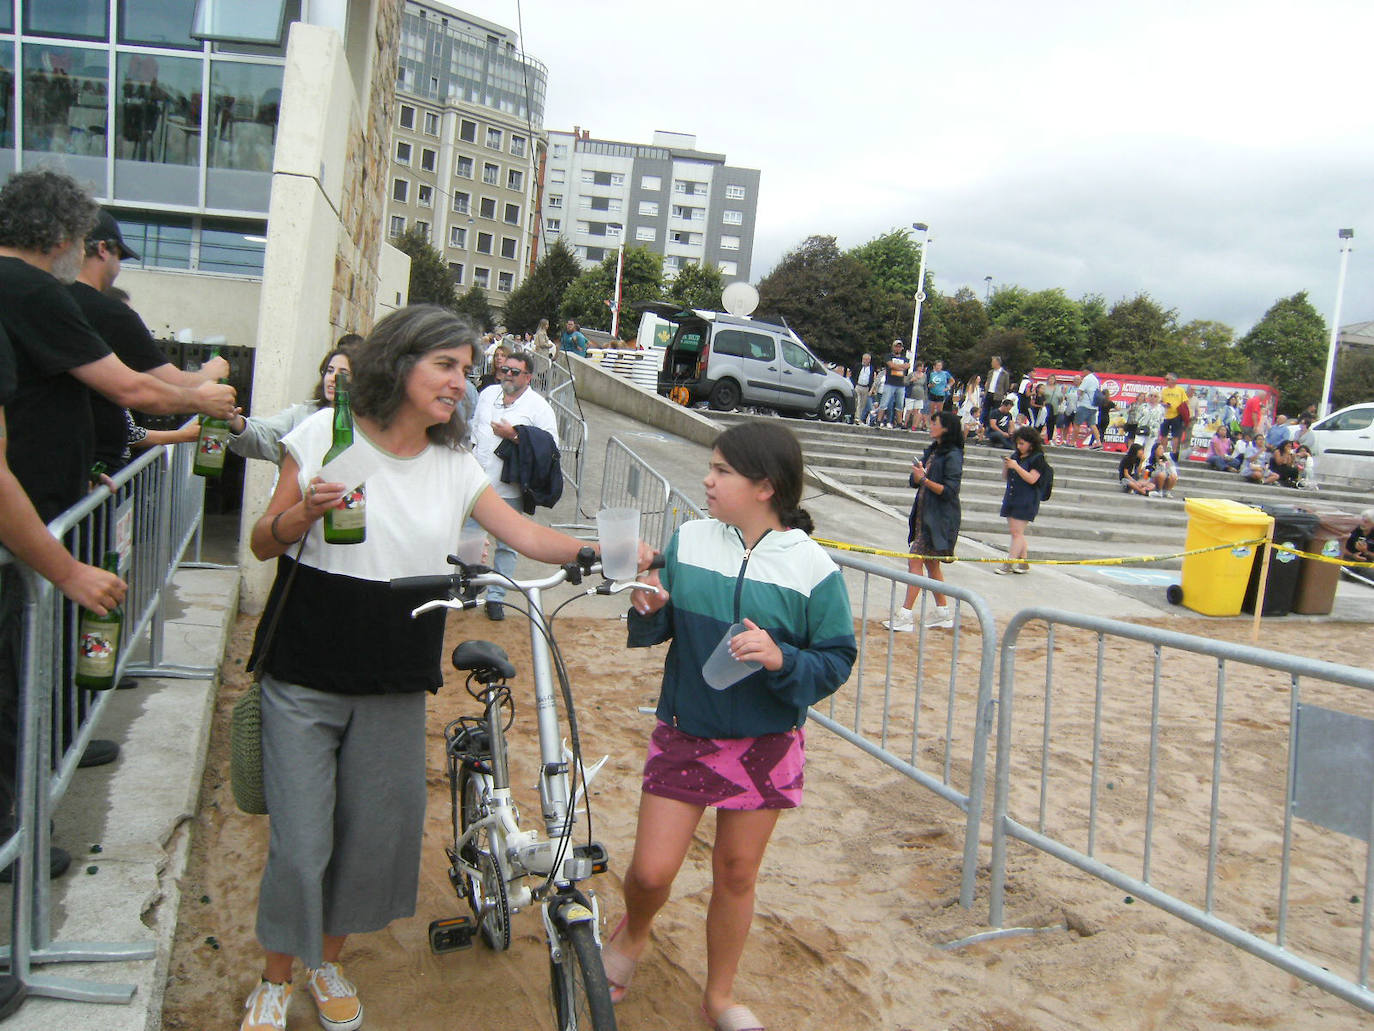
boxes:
[455,532,486,566]
[596,507,640,580]
[702,623,762,691]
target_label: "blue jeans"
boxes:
[879,384,904,423]
[463,516,517,603]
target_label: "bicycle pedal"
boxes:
[571,842,610,875]
[429,916,475,953]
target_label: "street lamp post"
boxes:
[610,224,626,339]
[984,275,992,305]
[1319,228,1355,419]
[909,222,929,362]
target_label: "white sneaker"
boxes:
[241,980,293,1031]
[882,607,915,632]
[924,606,954,629]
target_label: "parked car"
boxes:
[1305,401,1374,484]
[638,303,853,422]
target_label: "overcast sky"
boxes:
[458,0,1372,336]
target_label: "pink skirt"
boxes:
[642,721,805,810]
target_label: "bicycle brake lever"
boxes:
[597,580,660,596]
[410,598,475,618]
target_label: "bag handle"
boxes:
[246,530,309,675]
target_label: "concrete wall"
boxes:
[117,268,262,349]
[375,240,411,318]
[237,6,402,611]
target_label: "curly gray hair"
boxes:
[0,171,99,253]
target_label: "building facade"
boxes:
[540,129,760,282]
[384,1,547,307]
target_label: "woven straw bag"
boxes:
[230,681,266,814]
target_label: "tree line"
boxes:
[396,225,1370,416]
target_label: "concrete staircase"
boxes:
[710,413,1370,568]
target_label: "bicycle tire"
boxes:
[549,919,617,1031]
[456,765,511,951]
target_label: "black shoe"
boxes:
[78,738,120,768]
[0,974,25,1018]
[0,844,71,883]
[484,601,505,622]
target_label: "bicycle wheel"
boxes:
[456,766,511,950]
[549,918,617,1031]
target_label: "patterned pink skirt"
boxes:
[642,720,805,810]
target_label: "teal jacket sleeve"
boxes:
[626,530,677,648]
[762,567,856,710]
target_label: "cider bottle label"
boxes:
[76,621,121,680]
[330,486,367,530]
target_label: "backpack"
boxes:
[1092,387,1108,408]
[1038,455,1055,501]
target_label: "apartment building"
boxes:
[540,128,760,281]
[385,2,547,305]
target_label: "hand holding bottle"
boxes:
[193,379,236,419]
[303,477,349,519]
[56,560,126,616]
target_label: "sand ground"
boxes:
[163,609,1374,1030]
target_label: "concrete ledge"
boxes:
[568,353,720,449]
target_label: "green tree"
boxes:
[1331,349,1374,411]
[1158,320,1249,381]
[848,228,924,297]
[930,287,989,377]
[1238,292,1328,414]
[500,240,581,335]
[452,284,494,331]
[963,327,1037,386]
[559,246,664,339]
[986,285,1030,328]
[666,260,724,312]
[1098,293,1179,374]
[754,235,887,369]
[1079,293,1110,366]
[1019,288,1087,369]
[392,226,456,308]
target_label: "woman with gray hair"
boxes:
[1342,509,1374,588]
[237,305,647,1031]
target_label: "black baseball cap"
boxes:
[87,210,140,260]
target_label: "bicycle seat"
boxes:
[451,640,516,682]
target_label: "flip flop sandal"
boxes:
[702,1003,766,1031]
[601,915,637,1004]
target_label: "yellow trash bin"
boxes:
[1177,499,1274,616]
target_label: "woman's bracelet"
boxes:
[269,510,300,546]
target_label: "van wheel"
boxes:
[708,380,741,412]
[818,391,845,423]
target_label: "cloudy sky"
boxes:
[459,0,1372,336]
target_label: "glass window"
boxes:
[636,226,655,242]
[414,220,429,240]
[781,339,820,374]
[399,104,415,129]
[478,196,495,219]
[503,202,519,225]
[509,134,525,157]
[716,330,774,362]
[719,260,737,276]
[726,184,746,200]
[458,118,475,142]
[200,219,267,274]
[506,169,522,191]
[423,111,439,135]
[21,44,109,186]
[720,235,740,250]
[550,169,564,183]
[452,191,469,213]
[641,175,661,191]
[723,209,743,224]
[497,271,513,292]
[207,61,283,211]
[392,178,408,201]
[552,143,566,158]
[417,184,432,207]
[120,0,200,47]
[448,262,463,284]
[448,226,466,248]
[389,215,405,236]
[113,52,202,206]
[455,155,472,178]
[0,42,15,175]
[476,232,492,254]
[482,162,498,185]
[118,215,193,270]
[639,201,658,216]
[193,0,287,45]
[500,237,516,259]
[395,140,411,163]
[420,147,436,171]
[547,194,562,208]
[0,2,10,32]
[585,247,604,262]
[26,0,107,38]
[485,126,501,149]
[474,267,489,289]
[545,218,560,233]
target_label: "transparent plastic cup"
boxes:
[596,507,640,580]
[702,622,762,691]
[455,532,486,566]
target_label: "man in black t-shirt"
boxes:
[69,210,229,469]
[988,397,1017,449]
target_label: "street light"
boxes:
[984,275,992,305]
[1319,228,1355,419]
[610,222,626,338]
[909,222,930,363]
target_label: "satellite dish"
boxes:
[721,281,759,317]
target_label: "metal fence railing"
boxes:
[818,553,999,908]
[662,486,704,552]
[0,438,208,1005]
[988,607,1374,1013]
[599,437,672,552]
[550,394,588,518]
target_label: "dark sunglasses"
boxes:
[497,366,527,376]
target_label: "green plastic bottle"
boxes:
[193,351,230,478]
[323,371,365,545]
[74,552,123,691]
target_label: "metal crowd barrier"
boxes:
[988,608,1374,1013]
[599,437,672,552]
[0,437,207,1005]
[817,554,998,908]
[549,394,588,518]
[662,487,704,552]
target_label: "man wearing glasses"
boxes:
[468,351,559,620]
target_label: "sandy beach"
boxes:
[163,607,1373,1030]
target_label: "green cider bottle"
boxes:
[74,552,123,691]
[193,350,230,478]
[323,371,365,545]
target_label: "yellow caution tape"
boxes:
[814,536,1374,569]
